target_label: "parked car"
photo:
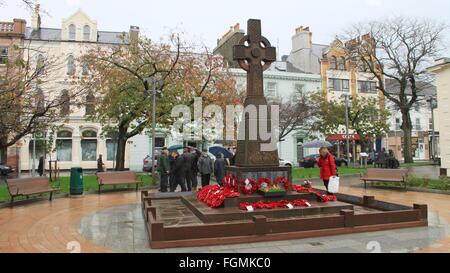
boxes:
[0,164,14,180]
[299,154,319,168]
[279,159,293,167]
[335,156,349,167]
[143,155,158,172]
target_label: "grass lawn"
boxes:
[400,161,435,168]
[293,167,365,180]
[373,175,450,191]
[0,174,153,203]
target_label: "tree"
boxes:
[311,91,390,151]
[269,85,316,142]
[81,34,238,171]
[344,16,447,162]
[0,42,87,162]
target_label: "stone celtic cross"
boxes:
[232,19,279,167]
[233,19,276,98]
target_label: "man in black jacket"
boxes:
[181,147,196,191]
[170,151,187,192]
[158,147,170,192]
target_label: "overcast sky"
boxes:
[2,0,450,57]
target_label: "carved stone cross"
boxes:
[231,19,279,167]
[233,19,276,98]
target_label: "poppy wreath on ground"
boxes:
[291,184,337,203]
[197,185,240,208]
[274,176,290,192]
[257,178,273,192]
[239,199,311,211]
[223,175,238,192]
[239,178,258,195]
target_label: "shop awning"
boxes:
[326,134,361,141]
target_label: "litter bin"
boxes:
[70,167,84,195]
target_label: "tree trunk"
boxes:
[115,126,129,171]
[401,109,414,164]
[0,135,8,164]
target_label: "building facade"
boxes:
[17,7,146,172]
[428,58,450,176]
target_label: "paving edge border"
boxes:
[0,185,159,209]
[352,184,450,195]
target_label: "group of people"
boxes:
[375,148,399,169]
[157,147,233,193]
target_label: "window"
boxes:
[0,47,8,64]
[60,90,70,116]
[155,137,165,148]
[82,62,89,75]
[395,118,401,131]
[36,88,45,112]
[358,60,366,72]
[67,55,75,75]
[106,139,117,161]
[68,24,76,40]
[56,130,72,161]
[83,25,91,41]
[342,79,350,91]
[328,78,349,92]
[416,118,421,131]
[36,54,45,70]
[81,130,97,161]
[338,57,346,70]
[266,82,277,98]
[330,56,337,70]
[358,81,377,93]
[85,92,95,116]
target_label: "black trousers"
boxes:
[184,170,193,191]
[171,174,187,192]
[323,179,330,191]
[160,173,169,192]
[201,173,211,187]
[191,171,198,189]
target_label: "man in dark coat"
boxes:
[214,153,227,186]
[181,147,196,191]
[97,155,105,173]
[170,151,187,192]
[197,149,214,187]
[158,147,170,193]
[37,156,45,177]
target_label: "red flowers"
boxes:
[239,199,311,211]
[197,185,240,208]
[239,178,258,195]
[274,176,290,192]
[291,184,337,203]
[257,178,273,191]
[223,175,238,192]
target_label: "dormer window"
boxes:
[69,24,76,40]
[83,25,91,41]
[330,56,337,70]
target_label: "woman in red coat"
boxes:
[317,147,337,194]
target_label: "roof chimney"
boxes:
[31,4,41,31]
[129,25,140,43]
[292,26,312,52]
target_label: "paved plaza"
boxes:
[0,176,449,253]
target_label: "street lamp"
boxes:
[427,96,437,163]
[144,77,164,184]
[343,93,351,167]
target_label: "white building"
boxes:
[428,58,450,176]
[19,8,148,172]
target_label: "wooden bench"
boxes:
[360,168,409,190]
[5,176,60,206]
[96,171,143,194]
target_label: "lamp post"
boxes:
[344,93,351,167]
[428,96,437,162]
[144,78,163,185]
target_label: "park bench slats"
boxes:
[96,171,143,194]
[6,177,60,206]
[360,169,409,190]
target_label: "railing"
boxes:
[0,22,14,33]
